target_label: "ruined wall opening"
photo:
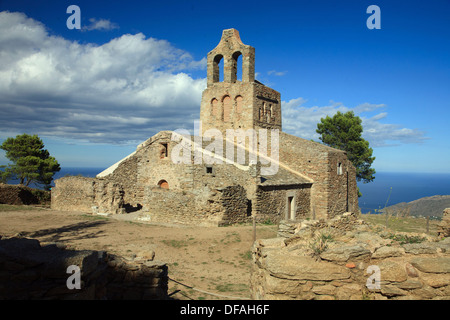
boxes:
[124,203,142,213]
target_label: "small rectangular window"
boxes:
[337,162,343,175]
[160,143,168,158]
[206,166,213,174]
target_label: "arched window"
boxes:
[231,51,242,83]
[212,54,223,83]
[158,180,169,189]
[235,95,243,117]
[223,95,231,122]
[211,98,219,118]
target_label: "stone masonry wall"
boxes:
[251,213,450,300]
[51,176,125,215]
[325,151,359,218]
[143,185,250,226]
[253,82,281,131]
[218,185,250,225]
[255,185,311,223]
[104,154,139,207]
[51,176,95,213]
[0,237,168,300]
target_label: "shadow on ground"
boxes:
[20,220,109,242]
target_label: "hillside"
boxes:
[380,195,450,219]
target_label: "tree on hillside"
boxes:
[316,111,375,196]
[0,134,61,189]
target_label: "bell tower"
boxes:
[200,29,282,135]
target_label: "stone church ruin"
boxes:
[52,29,359,226]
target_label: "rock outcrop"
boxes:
[437,208,450,238]
[251,212,450,300]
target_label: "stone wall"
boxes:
[51,176,125,215]
[326,151,359,218]
[143,185,250,226]
[0,236,168,300]
[103,153,139,207]
[218,185,250,225]
[255,185,311,223]
[250,213,450,300]
[51,177,96,213]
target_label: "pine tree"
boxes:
[0,134,61,189]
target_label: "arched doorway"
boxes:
[158,180,169,189]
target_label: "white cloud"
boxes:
[0,11,428,151]
[282,98,428,147]
[82,18,119,31]
[268,70,287,76]
[0,11,207,145]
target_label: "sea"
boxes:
[4,168,450,214]
[358,172,450,213]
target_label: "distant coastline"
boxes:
[378,195,450,219]
[3,168,450,214]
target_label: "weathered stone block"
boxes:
[311,284,336,295]
[320,244,371,262]
[381,284,408,297]
[402,243,439,255]
[264,251,351,281]
[378,260,408,283]
[411,257,450,274]
[372,246,405,259]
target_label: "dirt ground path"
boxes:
[0,206,278,300]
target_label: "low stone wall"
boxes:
[250,213,450,300]
[0,237,168,300]
[51,177,125,215]
[143,185,250,226]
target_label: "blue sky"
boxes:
[0,0,449,173]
